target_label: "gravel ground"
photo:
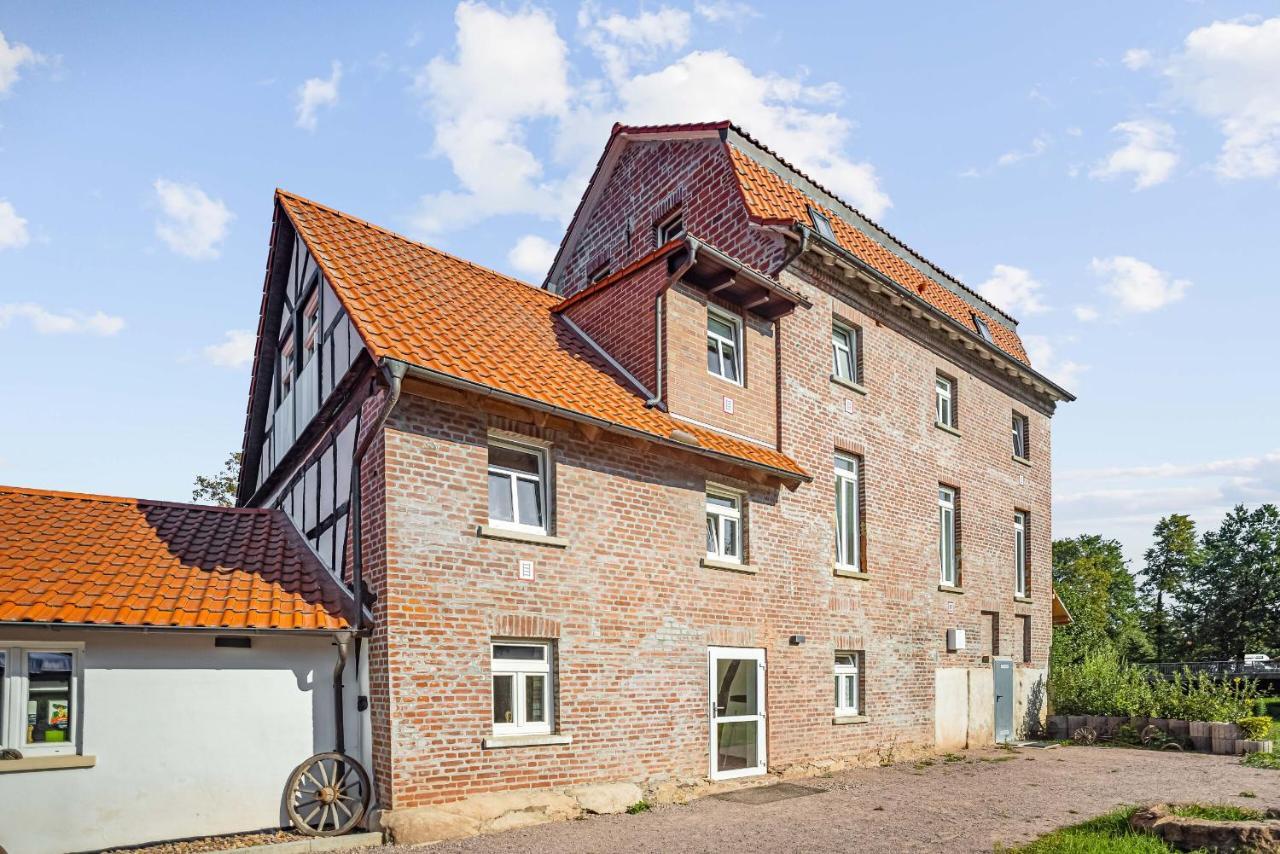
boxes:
[381,746,1280,853]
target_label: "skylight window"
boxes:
[656,211,685,246]
[973,314,994,343]
[808,207,836,242]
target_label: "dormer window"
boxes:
[973,314,994,344]
[809,206,836,242]
[706,308,742,384]
[656,211,685,246]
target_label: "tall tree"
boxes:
[192,452,242,507]
[1052,534,1152,665]
[1181,504,1280,660]
[1139,513,1199,662]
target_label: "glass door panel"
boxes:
[708,647,766,780]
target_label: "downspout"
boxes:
[779,224,809,276]
[648,240,700,409]
[332,631,352,754]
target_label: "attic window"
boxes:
[809,207,836,242]
[588,264,611,284]
[973,314,994,344]
[656,211,685,246]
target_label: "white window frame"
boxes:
[656,211,685,245]
[706,307,743,386]
[302,289,321,362]
[491,641,553,737]
[279,335,296,398]
[1015,511,1029,598]
[486,439,549,535]
[834,454,861,571]
[938,486,958,586]
[834,652,861,716]
[831,323,858,383]
[935,374,954,428]
[1012,413,1029,459]
[705,488,743,563]
[0,642,83,756]
[973,314,994,343]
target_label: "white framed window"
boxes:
[1015,511,1029,597]
[0,643,82,756]
[973,313,994,344]
[279,334,296,399]
[302,289,321,363]
[831,323,858,384]
[834,652,861,716]
[656,211,685,245]
[834,454,861,571]
[809,206,836,242]
[491,641,552,736]
[487,440,548,535]
[706,308,742,384]
[706,489,742,563]
[1012,413,1029,459]
[935,374,954,428]
[938,486,958,586]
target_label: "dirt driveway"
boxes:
[381,746,1280,853]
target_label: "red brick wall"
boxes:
[560,261,667,395]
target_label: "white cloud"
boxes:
[0,30,39,96]
[1166,16,1280,179]
[203,329,255,368]
[295,61,342,131]
[1023,334,1085,389]
[1090,119,1178,189]
[412,3,891,236]
[996,133,1050,167]
[0,200,29,250]
[1073,305,1099,322]
[0,303,124,335]
[1062,450,1280,482]
[975,264,1048,317]
[153,179,234,260]
[1122,48,1153,70]
[693,1,760,23]
[1090,255,1190,313]
[507,234,558,280]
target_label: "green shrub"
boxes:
[1242,751,1280,770]
[625,800,651,814]
[1237,716,1273,740]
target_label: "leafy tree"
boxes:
[1051,534,1152,667]
[1139,513,1199,662]
[192,452,242,507]
[1181,504,1280,660]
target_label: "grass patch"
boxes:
[1003,807,1181,853]
[1242,750,1280,770]
[943,752,965,763]
[625,800,651,814]
[1169,804,1263,821]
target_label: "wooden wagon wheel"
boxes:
[285,752,370,837]
[1141,725,1163,745]
[1072,726,1097,745]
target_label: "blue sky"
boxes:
[1,1,1277,564]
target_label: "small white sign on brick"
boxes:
[518,560,534,580]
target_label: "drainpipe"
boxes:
[332,631,352,754]
[648,240,700,409]
[779,224,809,276]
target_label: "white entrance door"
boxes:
[708,646,766,780]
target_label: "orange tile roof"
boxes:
[728,145,1030,364]
[0,486,351,631]
[275,190,807,480]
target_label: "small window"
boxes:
[1014,511,1029,598]
[831,323,859,384]
[1019,615,1033,663]
[809,206,836,242]
[1012,413,1030,460]
[834,454,862,571]
[302,290,321,362]
[487,440,548,534]
[279,335,296,399]
[491,641,552,736]
[938,486,958,586]
[935,374,955,428]
[0,646,80,755]
[705,489,742,563]
[973,313,994,344]
[706,309,742,384]
[589,264,611,284]
[983,611,1001,656]
[656,211,685,245]
[834,652,861,716]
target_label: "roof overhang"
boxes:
[1052,590,1074,626]
[678,236,809,320]
[0,621,351,637]
[792,225,1075,404]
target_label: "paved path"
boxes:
[382,746,1280,853]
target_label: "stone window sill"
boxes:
[476,525,569,548]
[834,567,870,580]
[1014,596,1033,604]
[0,754,96,773]
[833,714,870,725]
[938,584,965,594]
[701,557,758,574]
[831,375,868,396]
[934,421,961,437]
[1012,455,1032,467]
[482,734,573,750]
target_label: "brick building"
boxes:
[0,120,1074,851]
